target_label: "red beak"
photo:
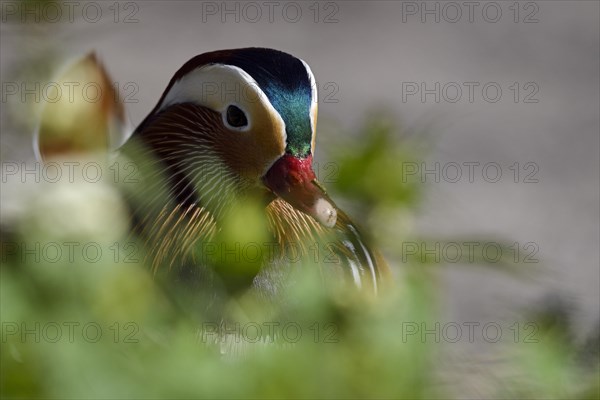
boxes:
[263,154,337,228]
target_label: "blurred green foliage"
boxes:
[331,114,423,210]
[1,114,598,399]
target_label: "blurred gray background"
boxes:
[1,0,598,352]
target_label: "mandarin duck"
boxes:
[37,48,388,305]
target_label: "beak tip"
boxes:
[313,198,337,228]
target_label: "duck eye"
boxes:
[226,105,248,128]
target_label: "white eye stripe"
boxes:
[300,59,318,105]
[159,64,287,142]
[300,59,318,151]
[160,64,259,111]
